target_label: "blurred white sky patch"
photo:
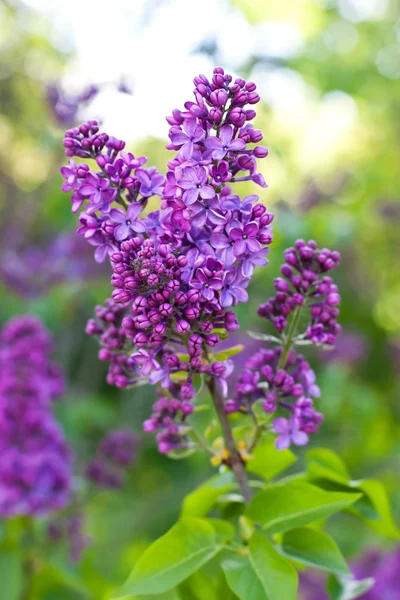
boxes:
[22,0,307,142]
[251,66,313,114]
[22,0,363,161]
[299,91,359,172]
[338,0,389,22]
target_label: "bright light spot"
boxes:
[338,0,389,22]
[300,91,359,171]
[252,66,311,111]
[324,21,359,54]
[252,21,304,58]
[376,45,400,79]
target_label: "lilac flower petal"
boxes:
[276,435,291,450]
[292,430,309,446]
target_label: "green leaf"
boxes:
[168,448,198,460]
[348,479,400,538]
[247,331,282,344]
[327,575,375,599]
[204,518,235,542]
[247,438,297,480]
[130,590,182,600]
[245,481,361,534]
[211,345,244,361]
[181,472,236,518]
[281,527,350,576]
[211,328,229,340]
[0,551,22,600]
[306,465,400,539]
[223,532,297,600]
[169,371,190,382]
[113,518,222,597]
[306,448,350,484]
[182,569,219,600]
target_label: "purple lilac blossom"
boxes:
[47,83,99,127]
[0,315,72,517]
[258,240,341,346]
[61,67,273,454]
[225,347,322,448]
[85,429,139,489]
[0,232,107,299]
[322,331,367,366]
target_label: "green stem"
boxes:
[207,378,252,505]
[248,414,264,453]
[190,428,215,457]
[20,555,35,600]
[20,519,36,600]
[278,306,302,370]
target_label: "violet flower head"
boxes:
[0,315,72,517]
[258,240,341,346]
[226,346,322,449]
[61,67,274,455]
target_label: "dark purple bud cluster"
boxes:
[143,393,194,455]
[258,240,341,346]
[87,294,235,393]
[225,347,322,449]
[85,429,139,489]
[0,316,72,517]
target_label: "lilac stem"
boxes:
[207,378,252,504]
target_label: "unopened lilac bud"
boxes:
[181,384,195,400]
[247,92,260,104]
[205,334,219,347]
[210,89,227,106]
[209,108,223,123]
[176,320,190,334]
[224,400,238,413]
[245,109,257,121]
[253,146,269,158]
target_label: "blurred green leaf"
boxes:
[113,518,222,597]
[306,448,350,484]
[247,438,297,480]
[348,479,400,539]
[245,482,361,533]
[211,345,244,361]
[181,472,236,518]
[0,550,22,600]
[281,527,350,576]
[327,574,375,600]
[223,532,298,600]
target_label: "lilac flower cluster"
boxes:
[0,315,72,516]
[47,83,99,127]
[225,347,322,449]
[143,396,194,455]
[47,80,132,127]
[61,119,164,262]
[258,240,341,346]
[85,429,139,489]
[226,240,340,450]
[0,232,105,299]
[61,67,273,453]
